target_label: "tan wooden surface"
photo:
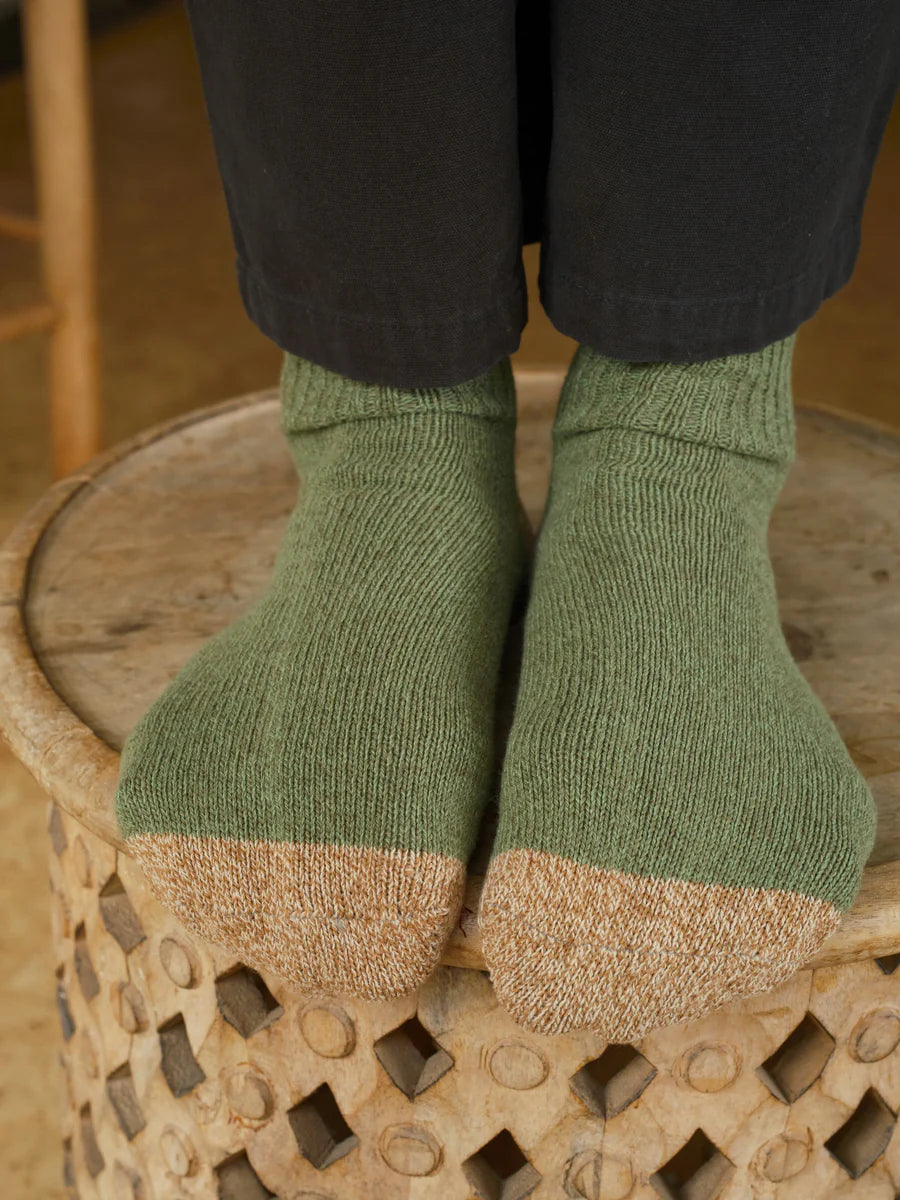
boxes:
[22,0,100,476]
[1,371,899,974]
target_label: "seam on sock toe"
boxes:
[200,904,456,928]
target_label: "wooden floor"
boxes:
[0,3,897,1196]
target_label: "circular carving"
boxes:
[681,1043,741,1093]
[112,983,148,1033]
[565,1151,632,1200]
[159,937,198,988]
[72,836,93,887]
[850,1009,900,1063]
[299,1003,356,1058]
[379,1124,443,1176]
[223,1065,274,1123]
[160,1126,197,1177]
[758,1135,810,1182]
[487,1039,549,1090]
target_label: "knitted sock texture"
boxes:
[480,336,875,1039]
[116,352,525,998]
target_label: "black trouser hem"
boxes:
[539,220,862,363]
[238,259,529,388]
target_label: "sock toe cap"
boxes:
[479,849,842,1041]
[128,834,465,1000]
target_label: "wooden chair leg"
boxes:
[22,0,100,478]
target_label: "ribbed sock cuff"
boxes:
[281,352,517,433]
[554,335,796,464]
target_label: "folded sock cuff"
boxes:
[554,335,796,464]
[281,352,517,433]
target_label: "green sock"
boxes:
[116,352,525,999]
[480,336,875,1039]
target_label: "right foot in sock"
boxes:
[480,339,875,1039]
[116,354,525,999]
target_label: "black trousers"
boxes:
[185,0,900,387]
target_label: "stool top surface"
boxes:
[2,386,900,969]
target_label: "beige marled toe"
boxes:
[130,834,465,999]
[479,848,841,1041]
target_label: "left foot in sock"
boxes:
[479,337,875,1040]
[116,353,525,1000]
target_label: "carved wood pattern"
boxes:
[50,804,900,1199]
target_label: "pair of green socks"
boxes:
[116,337,874,1040]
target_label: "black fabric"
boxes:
[185,0,900,386]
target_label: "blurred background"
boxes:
[0,2,898,1194]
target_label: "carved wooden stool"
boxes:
[2,379,900,1199]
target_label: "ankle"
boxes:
[280,352,517,435]
[555,337,796,465]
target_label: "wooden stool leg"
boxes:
[22,0,100,478]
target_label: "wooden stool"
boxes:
[1,379,899,1199]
